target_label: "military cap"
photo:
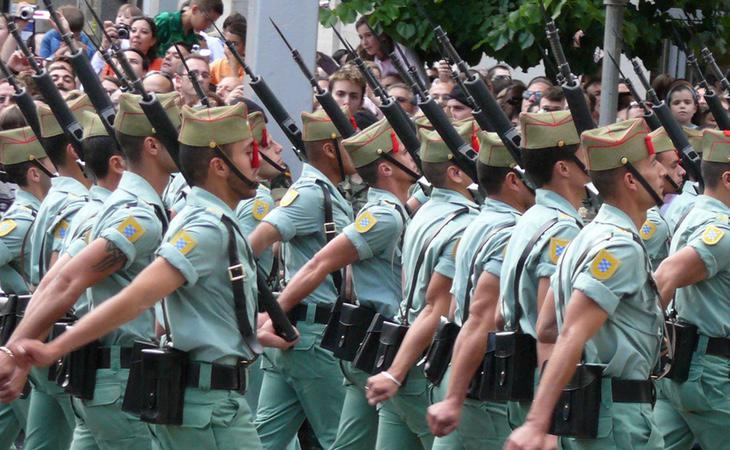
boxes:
[301,106,351,142]
[248,111,268,146]
[179,103,251,148]
[38,94,94,138]
[342,118,403,168]
[114,92,181,137]
[414,115,434,131]
[0,126,47,165]
[79,111,109,140]
[581,118,652,171]
[645,127,675,154]
[684,126,703,153]
[519,110,580,150]
[420,120,475,163]
[701,129,730,163]
[477,131,517,168]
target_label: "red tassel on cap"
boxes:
[645,135,655,156]
[251,139,261,168]
[349,114,359,132]
[261,127,269,148]
[390,131,400,153]
[471,123,480,152]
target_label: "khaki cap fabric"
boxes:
[301,106,351,142]
[477,131,517,168]
[113,92,181,137]
[414,115,433,131]
[684,126,703,153]
[581,118,652,171]
[342,118,402,168]
[80,111,109,140]
[38,94,94,138]
[645,127,675,154]
[248,111,268,146]
[0,126,47,165]
[519,110,580,150]
[179,103,251,147]
[701,129,730,163]
[419,121,475,163]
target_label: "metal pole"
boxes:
[599,0,628,126]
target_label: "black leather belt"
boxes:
[97,347,134,369]
[704,336,730,358]
[186,362,248,394]
[287,303,332,325]
[611,379,654,404]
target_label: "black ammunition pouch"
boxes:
[56,337,99,400]
[471,332,496,400]
[319,299,342,352]
[329,303,377,361]
[0,295,31,345]
[423,318,460,385]
[663,320,699,382]
[352,313,385,374]
[122,340,158,415]
[548,363,603,439]
[372,320,409,375]
[47,313,78,382]
[139,347,188,425]
[480,331,536,402]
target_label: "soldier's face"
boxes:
[637,155,666,205]
[447,99,472,121]
[656,150,686,194]
[226,139,258,198]
[258,136,285,180]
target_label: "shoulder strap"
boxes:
[314,179,344,297]
[401,206,470,325]
[16,208,38,292]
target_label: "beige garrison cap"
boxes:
[519,110,580,150]
[581,118,652,171]
[342,118,403,168]
[178,103,251,148]
[0,126,47,165]
[701,129,730,163]
[113,92,181,137]
[38,94,94,138]
[477,131,517,168]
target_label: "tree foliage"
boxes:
[320,0,730,75]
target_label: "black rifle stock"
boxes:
[604,52,661,130]
[256,267,297,342]
[174,44,210,108]
[0,58,40,137]
[83,29,132,92]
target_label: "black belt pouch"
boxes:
[332,304,376,361]
[58,338,99,400]
[664,320,698,382]
[549,364,603,439]
[372,320,409,374]
[139,347,188,425]
[352,314,385,374]
[423,319,460,385]
[122,340,158,415]
[481,331,536,402]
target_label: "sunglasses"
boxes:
[522,90,543,101]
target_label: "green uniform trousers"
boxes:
[0,394,30,450]
[374,366,434,450]
[559,379,663,450]
[69,367,153,450]
[255,323,345,450]
[431,367,510,450]
[25,367,75,450]
[654,337,730,450]
[152,385,261,450]
[331,361,378,450]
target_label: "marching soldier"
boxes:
[249,108,356,450]
[365,123,480,449]
[654,128,730,449]
[506,118,667,450]
[662,127,703,230]
[427,131,535,449]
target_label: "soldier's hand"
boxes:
[427,398,462,437]
[0,352,29,404]
[11,339,58,368]
[257,320,298,350]
[503,423,549,450]
[257,312,270,329]
[365,371,401,405]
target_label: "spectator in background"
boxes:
[651,73,674,101]
[160,42,190,76]
[39,5,96,60]
[387,82,417,116]
[488,63,513,95]
[381,74,403,89]
[175,53,211,106]
[329,64,366,114]
[497,80,525,127]
[429,78,453,113]
[154,0,223,57]
[143,71,175,93]
[332,48,349,66]
[210,17,246,85]
[667,80,699,128]
[0,81,14,115]
[521,76,552,113]
[113,48,149,80]
[447,84,473,120]
[101,76,121,96]
[215,76,241,101]
[91,4,143,72]
[538,85,567,112]
[101,16,163,76]
[48,61,77,93]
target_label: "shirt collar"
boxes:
[51,176,88,195]
[90,185,111,202]
[535,188,582,222]
[430,187,478,208]
[695,194,730,215]
[366,187,404,208]
[300,163,343,198]
[14,189,41,209]
[187,186,238,222]
[482,197,521,216]
[593,203,639,234]
[118,171,163,209]
[682,180,699,196]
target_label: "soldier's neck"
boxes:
[374,178,410,206]
[542,181,584,211]
[128,162,171,196]
[604,197,648,231]
[312,160,344,185]
[23,184,47,203]
[489,192,528,213]
[703,187,730,210]
[57,163,92,189]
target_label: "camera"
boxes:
[116,24,130,40]
[17,5,37,21]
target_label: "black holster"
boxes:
[330,304,376,361]
[56,338,99,400]
[0,295,30,345]
[47,313,77,382]
[549,363,603,439]
[471,332,497,400]
[423,318,460,385]
[122,340,158,415]
[372,320,409,374]
[663,320,698,382]
[319,299,341,352]
[352,313,385,374]
[480,331,536,402]
[139,347,188,425]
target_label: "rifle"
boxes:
[0,58,41,137]
[206,14,306,162]
[83,27,132,92]
[604,52,661,130]
[538,0,595,134]
[329,25,423,171]
[175,44,210,108]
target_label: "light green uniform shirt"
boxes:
[262,163,353,306]
[640,206,671,269]
[88,171,167,347]
[671,195,730,337]
[236,184,275,276]
[0,190,41,293]
[453,198,520,326]
[342,187,408,319]
[500,189,583,337]
[162,172,189,215]
[552,204,663,380]
[157,187,258,365]
[664,180,699,231]
[400,188,479,325]
[28,176,89,284]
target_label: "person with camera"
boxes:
[39,5,96,60]
[101,16,163,76]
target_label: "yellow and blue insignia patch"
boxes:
[549,237,570,264]
[169,229,196,255]
[701,225,725,246]
[252,199,270,221]
[355,210,377,233]
[639,220,656,240]
[590,249,620,281]
[0,220,17,237]
[117,217,145,243]
[53,220,69,240]
[280,189,299,207]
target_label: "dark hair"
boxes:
[41,134,72,167]
[701,160,730,190]
[190,0,224,15]
[589,167,626,199]
[176,54,209,76]
[543,85,565,103]
[476,160,512,195]
[355,15,394,60]
[83,135,123,179]
[527,76,553,89]
[521,144,578,187]
[130,16,159,59]
[0,106,28,130]
[59,6,84,33]
[422,160,454,188]
[355,156,384,185]
[114,131,147,164]
[225,19,246,44]
[651,73,675,101]
[223,12,246,29]
[102,76,121,88]
[123,48,151,71]
[4,161,33,186]
[179,142,233,186]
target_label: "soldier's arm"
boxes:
[535,277,555,368]
[248,222,282,258]
[275,233,358,312]
[654,247,708,307]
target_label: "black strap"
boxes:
[16,206,37,290]
[314,179,344,297]
[401,206,470,325]
[462,222,513,322]
[625,162,664,208]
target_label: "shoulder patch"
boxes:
[701,225,725,246]
[169,229,197,255]
[54,219,69,240]
[590,249,620,280]
[355,210,377,233]
[117,216,145,243]
[252,199,270,221]
[549,237,570,264]
[639,220,657,240]
[716,213,729,224]
[280,189,299,207]
[0,220,16,237]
